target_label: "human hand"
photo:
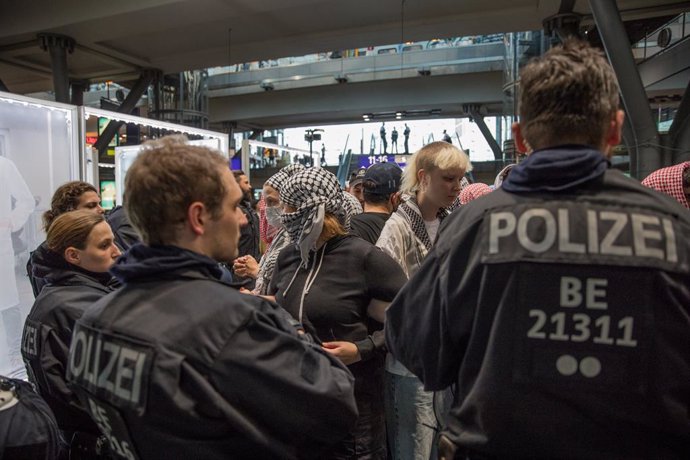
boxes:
[232,255,259,278]
[321,341,361,365]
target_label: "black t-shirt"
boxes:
[349,212,390,245]
[269,235,406,395]
[237,200,260,260]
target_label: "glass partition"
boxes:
[0,92,80,379]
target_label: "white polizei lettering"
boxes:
[585,278,608,310]
[599,212,632,256]
[132,350,146,404]
[517,209,557,253]
[631,214,664,260]
[489,212,516,254]
[560,277,582,307]
[115,347,136,402]
[558,209,585,253]
[98,341,118,393]
[587,210,599,254]
[22,325,39,356]
[662,218,678,263]
[70,330,147,405]
[84,334,96,384]
[92,336,102,389]
[70,331,87,378]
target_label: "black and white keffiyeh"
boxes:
[342,191,363,217]
[397,196,450,251]
[280,167,348,267]
[265,163,305,192]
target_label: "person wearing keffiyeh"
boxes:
[641,161,690,209]
[232,164,304,295]
[375,141,471,460]
[268,167,407,459]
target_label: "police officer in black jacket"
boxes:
[22,210,120,439]
[67,136,358,460]
[386,41,690,458]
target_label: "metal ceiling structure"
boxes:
[1,0,689,93]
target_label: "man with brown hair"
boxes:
[386,41,690,458]
[67,136,357,460]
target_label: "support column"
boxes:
[93,69,159,152]
[38,34,75,104]
[621,115,638,178]
[465,104,503,160]
[589,0,660,178]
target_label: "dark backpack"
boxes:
[0,376,61,459]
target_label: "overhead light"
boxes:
[396,112,403,119]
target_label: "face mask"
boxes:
[265,205,283,228]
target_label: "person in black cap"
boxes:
[350,163,403,245]
[346,167,367,209]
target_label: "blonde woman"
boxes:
[376,141,471,460]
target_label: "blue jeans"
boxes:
[385,372,451,460]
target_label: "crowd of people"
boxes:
[1,40,690,460]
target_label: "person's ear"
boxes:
[186,202,207,236]
[605,110,625,148]
[64,247,81,266]
[512,122,530,154]
[417,169,427,189]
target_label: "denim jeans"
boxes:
[385,372,451,460]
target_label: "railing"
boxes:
[632,13,689,60]
[207,35,504,76]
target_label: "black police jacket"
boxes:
[67,244,358,460]
[386,146,690,458]
[21,249,115,436]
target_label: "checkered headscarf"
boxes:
[260,164,306,245]
[265,163,305,192]
[342,191,363,216]
[280,167,348,266]
[460,182,492,205]
[641,161,690,209]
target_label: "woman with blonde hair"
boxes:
[269,167,406,459]
[376,141,471,460]
[22,210,121,445]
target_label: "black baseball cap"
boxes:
[349,167,367,187]
[363,162,402,195]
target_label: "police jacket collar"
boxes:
[502,144,609,193]
[110,243,224,283]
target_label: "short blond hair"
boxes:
[400,141,472,195]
